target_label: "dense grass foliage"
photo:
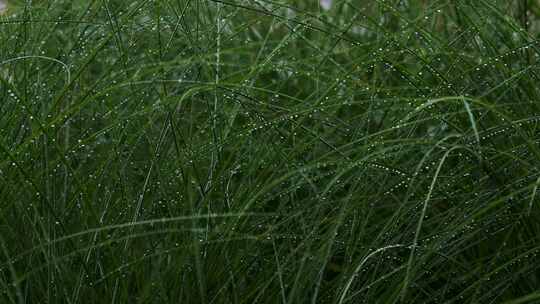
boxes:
[1,0,540,303]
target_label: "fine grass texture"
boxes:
[1,0,540,303]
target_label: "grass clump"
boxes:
[1,0,540,303]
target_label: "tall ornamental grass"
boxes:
[0,0,540,303]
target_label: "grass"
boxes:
[1,0,540,303]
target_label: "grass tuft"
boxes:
[1,0,540,303]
